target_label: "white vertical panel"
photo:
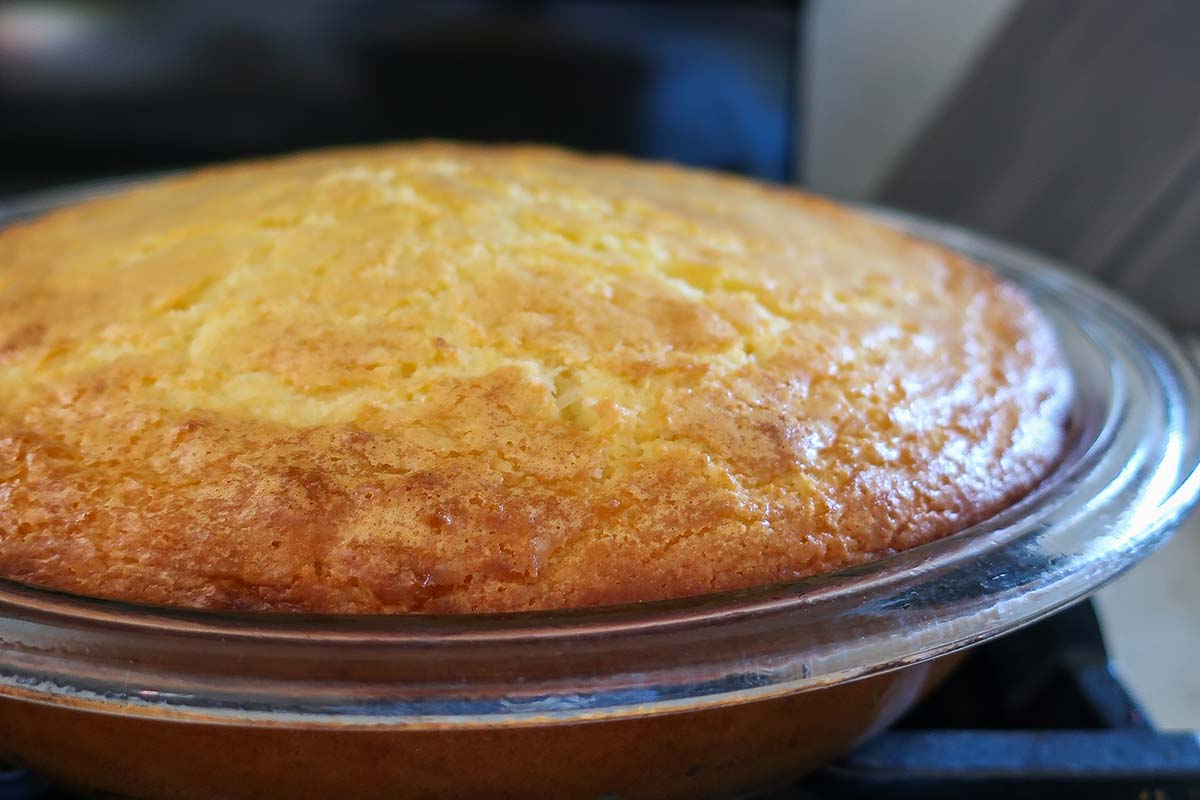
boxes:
[803,0,1018,197]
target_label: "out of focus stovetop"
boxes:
[795,601,1200,800]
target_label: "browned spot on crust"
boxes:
[0,322,45,361]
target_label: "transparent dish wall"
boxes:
[0,183,1196,730]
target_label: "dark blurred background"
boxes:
[0,0,801,190]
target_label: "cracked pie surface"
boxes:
[0,144,1071,612]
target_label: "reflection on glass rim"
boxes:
[0,183,1196,727]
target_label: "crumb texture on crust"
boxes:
[0,143,1071,613]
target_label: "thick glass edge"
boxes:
[0,181,1196,725]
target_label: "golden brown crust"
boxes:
[0,143,1071,613]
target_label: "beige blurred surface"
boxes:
[1095,510,1200,730]
[804,0,1018,198]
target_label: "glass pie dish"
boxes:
[0,181,1197,800]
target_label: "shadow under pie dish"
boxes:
[0,145,1195,799]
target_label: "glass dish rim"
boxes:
[0,177,1197,727]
